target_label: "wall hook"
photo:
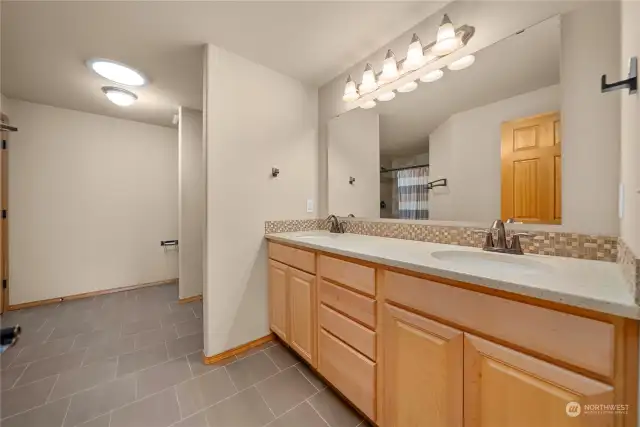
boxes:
[349,176,356,185]
[427,178,447,190]
[271,167,280,177]
[601,57,637,95]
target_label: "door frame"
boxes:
[1,113,9,313]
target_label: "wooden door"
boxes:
[501,112,561,224]
[268,260,289,342]
[380,303,463,427]
[288,267,315,363]
[464,334,614,427]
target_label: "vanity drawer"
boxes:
[320,304,376,360]
[318,329,376,421]
[320,280,376,329]
[382,270,615,378]
[319,255,375,296]
[268,242,316,274]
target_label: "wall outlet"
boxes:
[306,199,314,213]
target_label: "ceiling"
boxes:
[377,16,561,156]
[1,1,447,127]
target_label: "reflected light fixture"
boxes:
[448,55,476,71]
[360,100,377,109]
[404,33,425,71]
[88,59,146,86]
[377,91,396,102]
[342,75,359,102]
[420,69,444,83]
[359,63,378,94]
[431,14,461,56]
[380,50,399,83]
[397,81,418,93]
[102,86,138,107]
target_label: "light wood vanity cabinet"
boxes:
[267,241,637,427]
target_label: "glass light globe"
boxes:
[359,63,378,94]
[360,100,377,109]
[432,14,461,56]
[102,86,137,106]
[404,33,425,71]
[419,69,444,83]
[342,75,359,102]
[447,55,476,71]
[380,50,399,83]
[377,91,396,102]
[397,81,418,93]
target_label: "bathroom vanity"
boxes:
[265,231,639,427]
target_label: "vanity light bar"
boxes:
[343,15,475,103]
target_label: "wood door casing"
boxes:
[0,113,7,313]
[268,260,289,342]
[464,334,614,427]
[501,111,561,224]
[381,303,463,427]
[289,267,314,363]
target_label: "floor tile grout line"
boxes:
[223,366,239,393]
[262,348,281,371]
[44,373,61,404]
[59,393,73,427]
[295,363,323,392]
[263,389,321,427]
[308,397,333,427]
[256,384,277,420]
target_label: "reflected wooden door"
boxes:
[501,112,561,224]
[464,334,614,427]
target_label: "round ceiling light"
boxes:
[420,69,444,83]
[102,86,138,107]
[397,81,418,93]
[447,55,476,71]
[360,100,377,109]
[88,59,147,86]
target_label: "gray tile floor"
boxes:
[0,284,367,427]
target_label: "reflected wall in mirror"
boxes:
[328,2,621,232]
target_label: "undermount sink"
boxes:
[430,250,549,274]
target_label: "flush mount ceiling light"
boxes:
[102,86,138,107]
[448,55,476,71]
[379,50,400,83]
[360,100,377,109]
[359,63,379,94]
[342,75,359,102]
[431,14,462,56]
[377,91,396,102]
[397,81,418,93]
[87,59,147,86]
[420,69,444,83]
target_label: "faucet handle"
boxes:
[471,229,494,249]
[509,233,535,254]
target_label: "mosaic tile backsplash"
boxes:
[265,219,619,262]
[617,238,640,302]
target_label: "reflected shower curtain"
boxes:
[397,167,429,219]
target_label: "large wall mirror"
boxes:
[328,2,621,232]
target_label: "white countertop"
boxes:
[265,231,640,319]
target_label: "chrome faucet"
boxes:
[326,215,346,233]
[474,219,533,255]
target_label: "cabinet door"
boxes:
[464,334,614,427]
[269,260,289,342]
[380,303,463,427]
[289,267,315,363]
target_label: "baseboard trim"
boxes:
[202,333,275,365]
[178,295,203,304]
[7,278,178,311]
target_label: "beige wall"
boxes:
[429,85,560,223]
[178,107,204,300]
[328,108,379,217]
[561,1,620,236]
[6,98,179,305]
[620,0,640,256]
[203,44,318,356]
[319,1,579,218]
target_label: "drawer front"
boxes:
[268,242,316,274]
[319,255,375,296]
[320,280,376,329]
[318,329,376,421]
[320,304,376,360]
[383,271,615,378]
